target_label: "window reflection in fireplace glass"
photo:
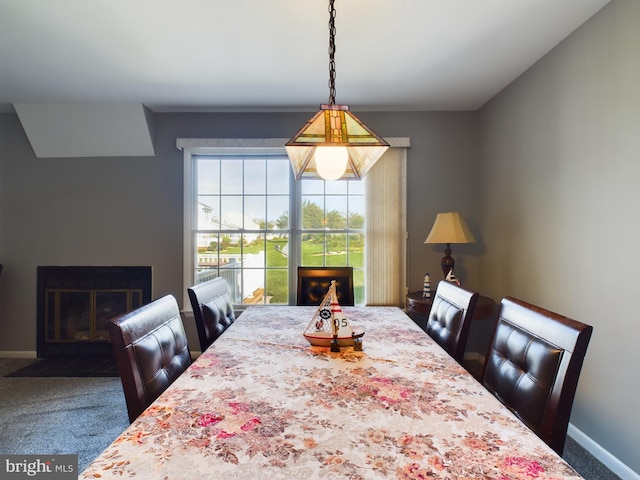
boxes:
[95,291,130,341]
[45,289,144,343]
[59,291,91,341]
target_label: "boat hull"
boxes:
[303,329,364,347]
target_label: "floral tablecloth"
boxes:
[81,306,583,479]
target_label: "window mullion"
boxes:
[288,168,301,304]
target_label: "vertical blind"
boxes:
[365,148,407,306]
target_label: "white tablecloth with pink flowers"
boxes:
[81,306,583,480]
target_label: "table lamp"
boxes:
[424,212,476,277]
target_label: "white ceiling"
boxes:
[0,0,610,114]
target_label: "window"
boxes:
[193,154,291,305]
[300,179,365,303]
[179,138,409,309]
[188,150,366,307]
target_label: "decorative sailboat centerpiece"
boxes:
[303,280,364,351]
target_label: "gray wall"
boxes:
[479,0,639,473]
[0,110,482,354]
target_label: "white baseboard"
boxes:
[0,351,37,358]
[568,424,639,480]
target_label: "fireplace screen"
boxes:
[45,289,143,343]
[37,266,151,358]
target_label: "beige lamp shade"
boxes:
[424,212,476,244]
[424,212,476,277]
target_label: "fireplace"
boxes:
[37,266,152,358]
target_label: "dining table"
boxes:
[80,305,584,479]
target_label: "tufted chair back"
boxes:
[481,297,593,455]
[107,294,192,423]
[297,266,354,306]
[188,277,236,352]
[425,281,479,363]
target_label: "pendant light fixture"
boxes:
[285,0,389,181]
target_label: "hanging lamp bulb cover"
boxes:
[286,104,390,180]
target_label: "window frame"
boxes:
[193,153,295,306]
[178,137,410,311]
[180,139,290,310]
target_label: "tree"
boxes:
[302,201,324,229]
[254,218,274,230]
[276,211,289,230]
[349,233,364,249]
[327,234,346,251]
[348,212,364,229]
[326,209,346,229]
[220,235,232,250]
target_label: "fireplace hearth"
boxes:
[37,266,152,358]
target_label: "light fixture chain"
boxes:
[328,0,337,105]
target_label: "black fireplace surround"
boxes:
[36,266,152,358]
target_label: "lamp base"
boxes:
[441,244,454,277]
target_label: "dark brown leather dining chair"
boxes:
[107,294,192,423]
[297,266,354,306]
[187,277,236,352]
[481,296,593,455]
[425,280,479,364]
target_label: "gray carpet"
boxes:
[0,358,621,478]
[0,358,129,473]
